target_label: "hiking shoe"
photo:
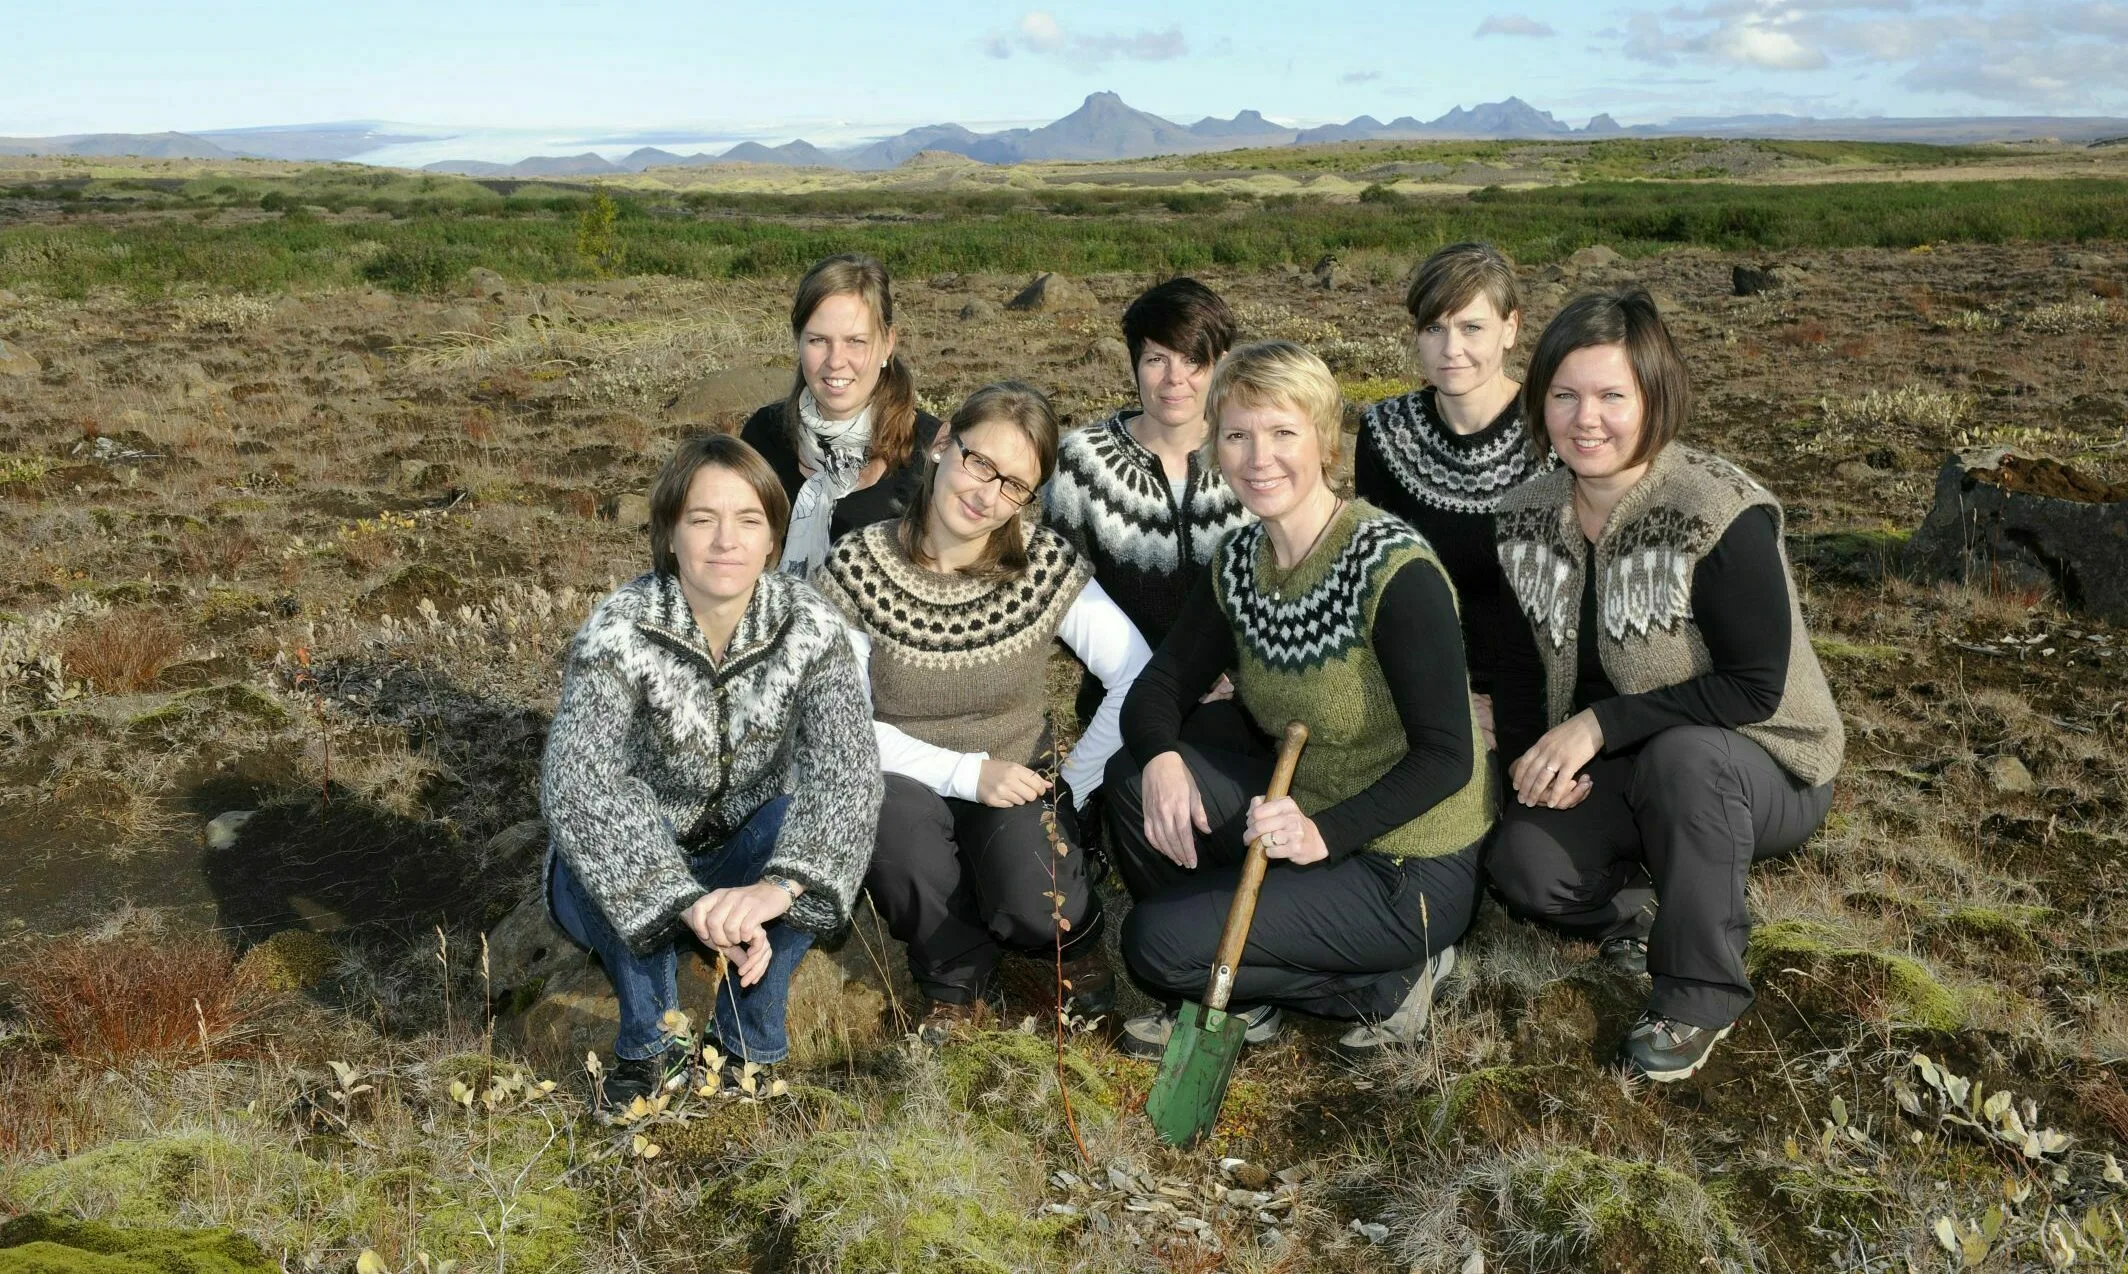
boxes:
[1334,945,1457,1057]
[598,1044,686,1113]
[1117,1003,1284,1059]
[1620,1012,1732,1083]
[1058,950,1117,1019]
[915,988,1002,1045]
[1600,935,1650,977]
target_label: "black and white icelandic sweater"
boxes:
[1354,387,1555,692]
[539,570,882,955]
[1042,411,1254,650]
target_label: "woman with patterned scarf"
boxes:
[741,254,943,577]
[1489,290,1843,1083]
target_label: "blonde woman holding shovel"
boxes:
[1106,341,1495,1059]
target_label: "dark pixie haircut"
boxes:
[1405,241,1522,329]
[899,381,1060,582]
[1121,277,1238,368]
[1521,289,1692,467]
[648,434,791,578]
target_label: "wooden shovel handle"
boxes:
[1203,720,1309,1011]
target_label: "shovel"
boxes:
[1146,719,1309,1146]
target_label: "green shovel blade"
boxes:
[1146,1000,1249,1146]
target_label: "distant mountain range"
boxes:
[4,95,2125,174]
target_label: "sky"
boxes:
[8,0,2125,154]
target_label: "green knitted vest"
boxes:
[1213,501,1494,859]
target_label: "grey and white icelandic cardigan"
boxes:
[539,569,882,955]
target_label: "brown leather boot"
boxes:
[916,993,996,1045]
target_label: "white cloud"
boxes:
[983,10,1188,65]
[1614,0,2128,108]
[1476,14,1559,36]
[1709,16,1827,68]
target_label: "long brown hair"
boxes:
[785,254,920,466]
[898,381,1059,582]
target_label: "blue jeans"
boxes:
[548,797,810,1063]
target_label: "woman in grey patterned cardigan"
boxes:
[540,434,882,1107]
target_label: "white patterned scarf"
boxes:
[778,390,874,576]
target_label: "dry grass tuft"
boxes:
[5,930,284,1063]
[1819,383,1975,432]
[59,608,187,694]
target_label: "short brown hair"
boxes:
[899,381,1061,582]
[1405,241,1522,329]
[786,253,920,467]
[648,434,790,578]
[1521,290,1691,467]
[1204,340,1344,474]
[1121,277,1238,368]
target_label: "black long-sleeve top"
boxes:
[739,402,943,543]
[1120,563,1475,861]
[1496,506,1790,765]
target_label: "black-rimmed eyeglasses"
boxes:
[954,436,1037,508]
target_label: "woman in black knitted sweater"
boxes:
[1355,242,1553,745]
[740,254,942,578]
[1043,277,1257,751]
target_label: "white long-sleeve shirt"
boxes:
[841,577,1150,810]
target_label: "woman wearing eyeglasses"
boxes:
[815,382,1153,1039]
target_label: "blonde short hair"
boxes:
[1204,340,1344,472]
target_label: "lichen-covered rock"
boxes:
[1005,272,1096,313]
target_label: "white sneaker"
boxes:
[1335,945,1457,1056]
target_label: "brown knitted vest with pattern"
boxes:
[815,521,1092,769]
[1494,445,1845,786]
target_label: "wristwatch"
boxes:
[761,873,803,900]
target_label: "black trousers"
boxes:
[1487,725,1834,1029]
[1104,741,1480,1021]
[865,773,1100,1004]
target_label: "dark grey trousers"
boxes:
[1487,725,1833,1029]
[1104,742,1480,1021]
[864,773,1100,1004]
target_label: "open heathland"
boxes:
[3,142,2128,1272]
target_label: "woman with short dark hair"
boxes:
[1045,277,1257,752]
[816,382,1151,1039]
[541,434,882,1108]
[741,254,943,577]
[1489,289,1843,1082]
[1356,242,1552,743]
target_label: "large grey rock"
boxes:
[1568,244,1622,270]
[1907,448,2128,622]
[664,365,790,430]
[465,267,508,301]
[0,338,38,378]
[486,891,918,1075]
[1006,271,1097,313]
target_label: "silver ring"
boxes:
[1545,763,1560,773]
[1267,832,1280,847]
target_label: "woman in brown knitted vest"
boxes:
[1490,290,1842,1084]
[814,382,1151,1040]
